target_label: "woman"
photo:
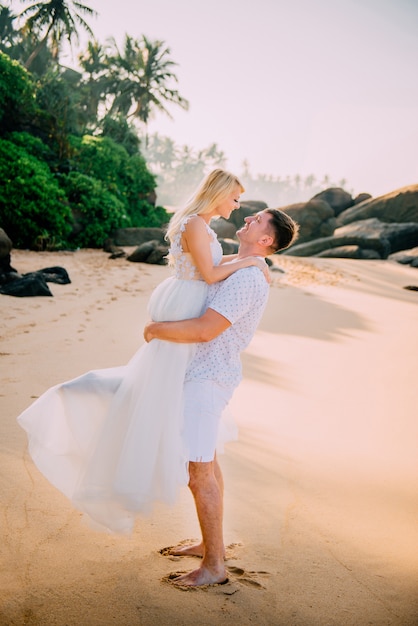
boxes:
[18,169,268,534]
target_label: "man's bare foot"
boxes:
[160,540,228,559]
[172,565,228,587]
[164,542,204,557]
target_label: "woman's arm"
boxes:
[183,217,270,284]
[219,253,238,264]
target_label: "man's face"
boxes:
[236,211,272,244]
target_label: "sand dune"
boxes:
[1,250,417,625]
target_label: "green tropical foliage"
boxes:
[0,4,188,248]
[0,2,341,250]
[104,35,189,124]
[58,171,128,248]
[19,0,97,69]
[0,51,36,132]
[0,137,72,248]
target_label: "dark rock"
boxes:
[316,245,381,260]
[0,228,12,257]
[0,273,53,297]
[389,246,418,266]
[0,228,15,274]
[277,199,337,244]
[210,218,237,239]
[210,202,267,239]
[335,219,418,254]
[31,266,71,285]
[224,202,266,230]
[219,238,239,254]
[353,193,372,205]
[103,238,126,259]
[127,240,169,265]
[312,187,354,216]
[282,234,390,258]
[240,200,268,211]
[336,184,418,226]
[0,252,16,275]
[0,266,70,297]
[112,227,166,247]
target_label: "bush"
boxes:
[69,134,131,193]
[68,134,169,228]
[0,138,72,248]
[123,153,169,227]
[58,171,130,248]
[0,52,36,134]
[8,130,54,162]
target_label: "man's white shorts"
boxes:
[183,380,233,463]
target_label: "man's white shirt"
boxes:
[185,267,270,389]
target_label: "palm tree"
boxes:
[0,4,18,53]
[107,35,189,125]
[78,39,109,127]
[18,0,96,69]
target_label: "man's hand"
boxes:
[254,257,271,284]
[143,321,155,343]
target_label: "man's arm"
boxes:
[144,308,231,344]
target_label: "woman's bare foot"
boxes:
[172,565,228,587]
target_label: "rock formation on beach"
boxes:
[281,184,418,264]
[107,184,418,267]
[2,185,418,285]
[0,228,71,296]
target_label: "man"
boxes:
[144,209,298,587]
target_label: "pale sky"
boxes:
[65,0,417,198]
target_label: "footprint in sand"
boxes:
[226,565,270,589]
[160,542,269,591]
[161,566,269,594]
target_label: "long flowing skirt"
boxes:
[18,277,210,534]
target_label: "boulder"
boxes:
[224,201,267,231]
[112,227,166,247]
[103,238,126,259]
[316,245,381,260]
[210,218,237,239]
[312,187,354,216]
[282,234,390,259]
[276,199,337,244]
[209,201,268,239]
[388,246,418,267]
[335,219,418,255]
[353,193,372,205]
[219,238,239,254]
[336,184,418,226]
[0,228,15,274]
[127,240,169,265]
[0,228,12,257]
[0,266,71,297]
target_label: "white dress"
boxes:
[18,216,223,534]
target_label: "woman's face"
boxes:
[216,185,241,219]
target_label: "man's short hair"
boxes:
[265,209,299,253]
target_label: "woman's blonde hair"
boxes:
[165,169,244,243]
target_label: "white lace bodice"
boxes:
[169,215,223,280]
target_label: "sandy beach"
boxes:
[1,249,417,626]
